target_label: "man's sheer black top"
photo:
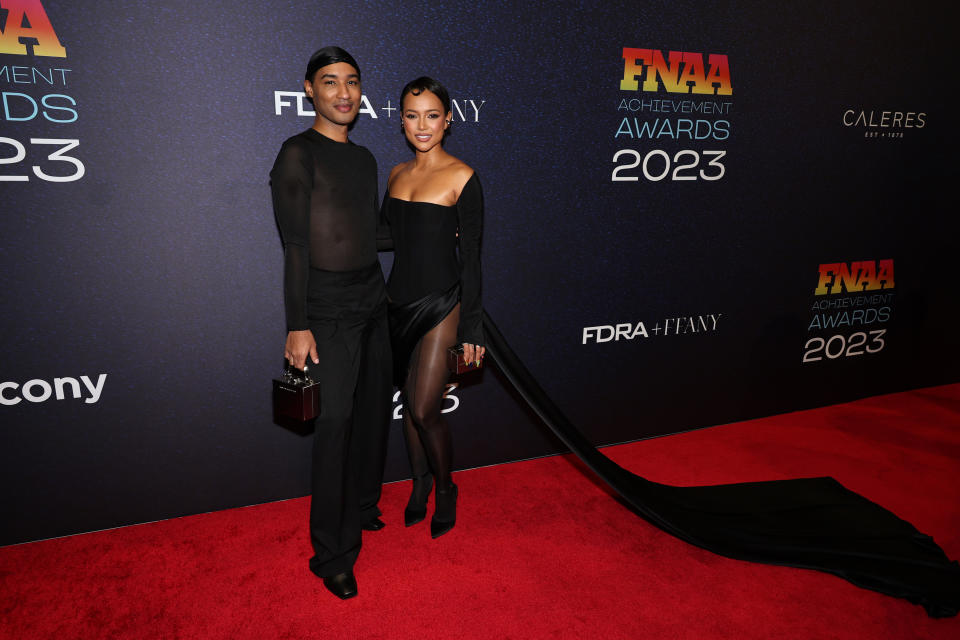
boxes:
[271,129,380,331]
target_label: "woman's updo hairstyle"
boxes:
[400,76,451,116]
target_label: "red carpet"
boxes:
[2,384,959,639]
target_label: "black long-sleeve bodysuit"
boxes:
[271,129,391,578]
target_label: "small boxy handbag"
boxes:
[446,345,483,375]
[273,363,321,421]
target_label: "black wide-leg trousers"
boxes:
[305,263,391,578]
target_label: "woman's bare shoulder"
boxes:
[442,156,475,194]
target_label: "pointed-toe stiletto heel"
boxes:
[404,473,433,527]
[430,483,458,539]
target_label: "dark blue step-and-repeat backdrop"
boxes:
[2,0,956,545]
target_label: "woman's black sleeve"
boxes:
[270,139,313,331]
[456,173,484,346]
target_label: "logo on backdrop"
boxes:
[0,0,84,182]
[274,92,486,124]
[842,109,926,139]
[802,260,894,363]
[391,383,461,420]
[582,313,722,344]
[1,373,108,406]
[612,47,732,183]
[0,0,65,57]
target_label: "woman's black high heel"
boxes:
[430,483,458,538]
[404,473,434,527]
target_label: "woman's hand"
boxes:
[461,343,485,367]
[285,330,319,370]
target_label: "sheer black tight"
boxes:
[401,304,460,494]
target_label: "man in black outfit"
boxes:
[270,47,391,600]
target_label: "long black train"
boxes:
[481,311,960,618]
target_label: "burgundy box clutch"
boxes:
[273,364,321,421]
[447,345,483,375]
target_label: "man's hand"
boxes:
[285,330,319,370]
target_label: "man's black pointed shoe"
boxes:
[361,516,386,531]
[322,570,358,600]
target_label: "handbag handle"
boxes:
[283,362,316,385]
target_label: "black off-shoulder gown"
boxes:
[382,173,483,386]
[380,171,959,616]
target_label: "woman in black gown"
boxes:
[380,77,485,538]
[378,81,960,614]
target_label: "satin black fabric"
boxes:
[482,311,960,618]
[388,282,460,387]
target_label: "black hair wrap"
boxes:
[305,46,360,82]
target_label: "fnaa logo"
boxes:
[620,48,731,95]
[815,260,895,295]
[0,0,66,57]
